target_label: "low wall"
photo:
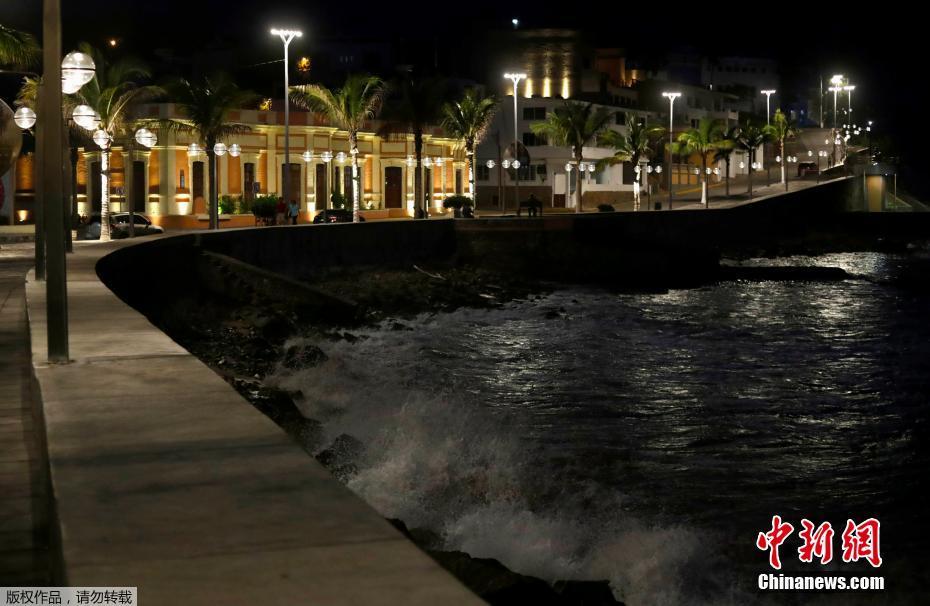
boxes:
[148,208,415,231]
[103,177,929,296]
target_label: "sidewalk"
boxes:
[24,238,481,604]
[0,242,50,586]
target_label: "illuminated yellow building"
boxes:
[11,103,467,225]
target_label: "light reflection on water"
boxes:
[276,251,929,604]
[451,253,927,591]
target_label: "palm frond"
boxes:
[441,88,498,150]
[0,25,40,69]
[291,74,384,136]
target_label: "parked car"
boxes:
[312,209,365,224]
[798,162,818,177]
[77,213,165,240]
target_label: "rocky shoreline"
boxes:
[151,262,625,605]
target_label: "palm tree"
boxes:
[597,116,665,170]
[441,88,497,204]
[159,75,255,230]
[597,116,664,206]
[736,120,771,199]
[765,109,800,189]
[0,24,39,68]
[290,74,384,223]
[76,44,159,241]
[531,102,614,212]
[713,125,740,198]
[378,75,447,218]
[675,118,724,207]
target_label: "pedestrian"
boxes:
[275,197,286,225]
[287,199,299,225]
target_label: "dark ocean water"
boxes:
[271,251,930,605]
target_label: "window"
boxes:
[522,107,546,121]
[522,132,546,146]
[476,165,490,181]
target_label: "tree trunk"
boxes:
[575,151,583,213]
[748,148,754,199]
[701,154,708,207]
[100,148,111,242]
[68,146,77,252]
[725,157,730,197]
[414,131,424,218]
[208,145,218,230]
[780,138,786,187]
[350,133,360,223]
[467,139,476,202]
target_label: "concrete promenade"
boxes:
[23,239,481,604]
[0,243,50,586]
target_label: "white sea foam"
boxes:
[269,302,754,605]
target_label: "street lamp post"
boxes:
[504,72,526,210]
[271,28,302,213]
[761,89,775,177]
[867,121,873,162]
[32,1,98,362]
[662,91,681,210]
[844,84,855,135]
[828,74,844,167]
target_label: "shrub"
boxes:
[251,194,279,219]
[597,204,615,212]
[219,194,238,215]
[330,192,348,209]
[237,195,252,215]
[442,195,471,210]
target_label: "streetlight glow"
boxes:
[761,89,776,124]
[13,106,36,130]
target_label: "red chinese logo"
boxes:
[756,515,794,570]
[758,516,882,568]
[798,519,834,565]
[841,518,883,568]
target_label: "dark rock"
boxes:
[553,580,623,605]
[256,315,292,341]
[427,550,561,605]
[544,309,561,319]
[282,343,328,370]
[316,433,365,481]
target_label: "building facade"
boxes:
[9,103,466,225]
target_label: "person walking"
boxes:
[275,198,286,225]
[287,199,299,225]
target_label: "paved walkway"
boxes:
[25,238,481,604]
[0,242,50,586]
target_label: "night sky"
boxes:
[3,0,927,191]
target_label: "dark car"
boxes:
[797,161,818,177]
[77,213,165,240]
[312,209,366,224]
